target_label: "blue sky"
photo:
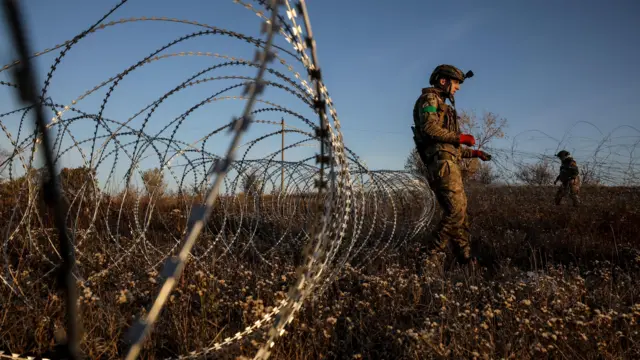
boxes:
[1,0,639,188]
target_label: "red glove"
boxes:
[459,134,476,146]
[471,150,492,161]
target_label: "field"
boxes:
[2,183,640,359]
[3,0,640,358]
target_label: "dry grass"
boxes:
[1,184,640,359]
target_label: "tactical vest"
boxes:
[411,87,461,162]
[560,157,580,179]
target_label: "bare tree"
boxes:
[141,168,165,196]
[404,147,429,179]
[580,162,603,186]
[471,162,499,185]
[459,110,508,148]
[242,167,263,196]
[458,110,508,180]
[60,166,98,200]
[515,159,554,185]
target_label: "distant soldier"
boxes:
[411,64,492,265]
[554,150,580,206]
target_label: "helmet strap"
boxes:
[444,81,455,107]
[435,77,455,105]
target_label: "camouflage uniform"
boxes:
[554,150,580,206]
[411,65,488,264]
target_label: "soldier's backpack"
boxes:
[562,158,580,178]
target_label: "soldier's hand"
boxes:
[472,150,491,161]
[459,134,476,147]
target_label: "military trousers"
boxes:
[555,176,581,206]
[424,151,471,262]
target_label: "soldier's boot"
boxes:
[453,243,471,264]
[452,241,480,274]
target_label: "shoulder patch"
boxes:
[421,105,438,113]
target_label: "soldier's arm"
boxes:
[559,159,568,176]
[555,164,563,182]
[420,93,460,145]
[559,168,568,178]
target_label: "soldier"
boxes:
[554,150,580,206]
[411,64,492,265]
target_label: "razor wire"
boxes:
[478,123,640,187]
[1,1,640,359]
[0,1,436,359]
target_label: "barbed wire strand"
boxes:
[121,1,285,359]
[1,0,81,358]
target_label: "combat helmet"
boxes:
[556,150,570,158]
[429,64,474,86]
